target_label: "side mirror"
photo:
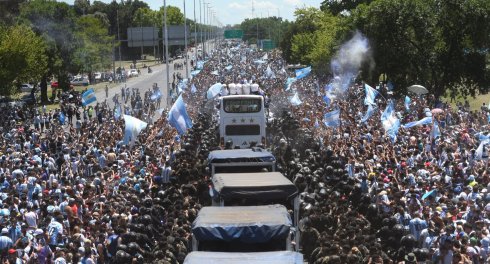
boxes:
[216,102,221,110]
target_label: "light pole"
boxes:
[183,0,189,79]
[194,0,197,50]
[163,0,170,107]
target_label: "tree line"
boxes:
[279,0,489,97]
[0,0,208,102]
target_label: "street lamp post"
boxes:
[184,0,189,79]
[163,0,170,107]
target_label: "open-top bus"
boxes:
[218,95,266,148]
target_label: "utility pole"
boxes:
[199,0,203,56]
[202,1,206,59]
[184,0,189,79]
[117,9,122,70]
[163,0,170,107]
[194,0,197,50]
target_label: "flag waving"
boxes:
[167,94,193,135]
[81,88,97,106]
[285,77,296,91]
[402,117,432,129]
[364,84,379,105]
[290,92,302,106]
[123,115,147,146]
[324,109,340,127]
[295,66,311,80]
[405,96,411,111]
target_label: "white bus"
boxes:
[218,95,266,148]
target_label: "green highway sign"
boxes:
[224,30,244,39]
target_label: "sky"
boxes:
[62,0,324,25]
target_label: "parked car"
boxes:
[129,69,139,77]
[94,72,102,82]
[20,84,34,92]
[70,77,90,86]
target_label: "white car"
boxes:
[20,84,34,92]
[129,69,139,77]
[71,77,90,86]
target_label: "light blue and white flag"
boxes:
[285,77,296,91]
[404,96,411,111]
[364,84,379,105]
[290,92,302,106]
[177,79,189,94]
[387,118,400,142]
[253,59,266,64]
[314,119,319,128]
[191,83,197,94]
[402,116,432,129]
[123,115,148,146]
[432,120,441,139]
[295,66,311,80]
[324,109,340,127]
[207,83,222,99]
[225,65,233,71]
[167,94,193,135]
[475,139,489,160]
[381,101,399,133]
[81,88,97,106]
[150,90,162,101]
[362,104,377,123]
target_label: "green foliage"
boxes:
[351,0,489,97]
[0,25,47,96]
[282,0,489,97]
[281,8,347,73]
[239,17,289,48]
[74,15,114,73]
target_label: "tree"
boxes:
[0,25,48,97]
[351,0,489,97]
[281,7,347,73]
[320,0,373,15]
[240,17,289,48]
[74,15,114,79]
[19,0,81,102]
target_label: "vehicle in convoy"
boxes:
[191,205,296,252]
[207,148,275,176]
[70,76,90,86]
[218,95,266,148]
[184,251,303,264]
[209,171,300,233]
[129,69,139,77]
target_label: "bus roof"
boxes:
[219,94,263,99]
[208,148,275,164]
[212,172,298,201]
[192,205,291,243]
[184,251,304,264]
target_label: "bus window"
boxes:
[223,98,262,113]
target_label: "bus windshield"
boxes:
[223,98,262,113]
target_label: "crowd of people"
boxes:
[0,39,488,264]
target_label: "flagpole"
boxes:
[184,0,189,79]
[163,0,170,107]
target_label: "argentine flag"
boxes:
[285,77,296,91]
[405,96,411,111]
[167,94,193,135]
[402,117,432,129]
[81,88,97,106]
[324,109,340,127]
[364,84,379,105]
[123,115,147,146]
[295,66,311,80]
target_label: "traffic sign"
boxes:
[224,30,244,39]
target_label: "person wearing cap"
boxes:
[0,227,13,254]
